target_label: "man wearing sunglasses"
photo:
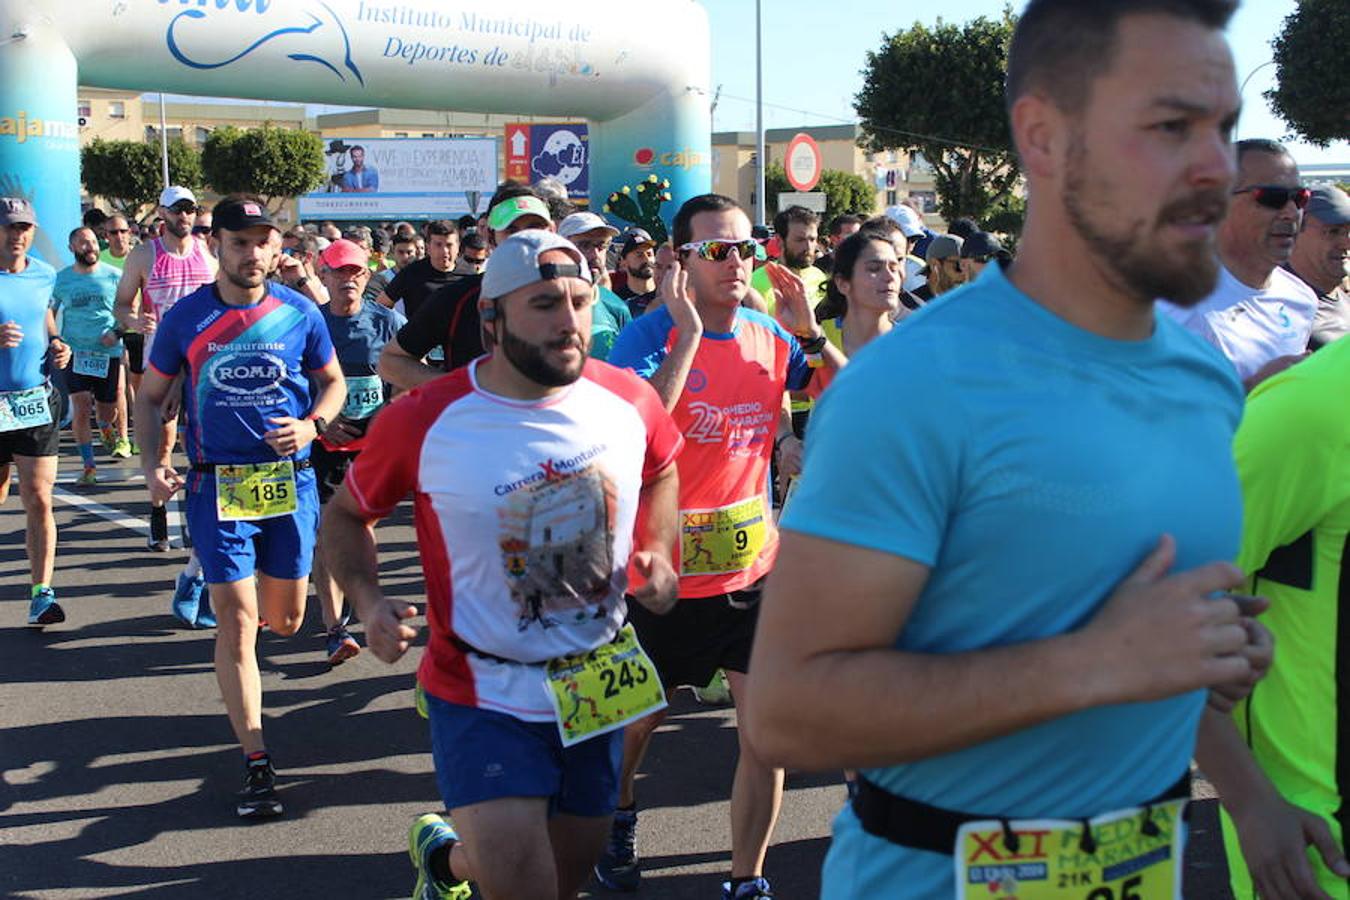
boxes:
[1161,139,1318,390]
[1289,186,1350,350]
[604,193,843,900]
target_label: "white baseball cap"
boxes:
[558,212,619,240]
[885,204,926,238]
[159,185,197,209]
[482,230,592,301]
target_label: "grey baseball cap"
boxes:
[1307,186,1350,226]
[0,197,36,226]
[482,230,592,301]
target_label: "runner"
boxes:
[0,197,73,625]
[114,185,217,553]
[603,193,843,898]
[310,238,405,667]
[743,3,1272,898]
[51,226,130,487]
[133,195,345,817]
[320,230,683,900]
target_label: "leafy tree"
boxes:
[81,137,202,218]
[202,123,325,209]
[855,10,1019,222]
[1265,0,1350,147]
[764,163,876,226]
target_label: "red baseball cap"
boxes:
[319,238,368,270]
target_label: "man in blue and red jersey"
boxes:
[603,193,844,899]
[133,195,346,819]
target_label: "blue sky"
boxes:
[702,0,1347,165]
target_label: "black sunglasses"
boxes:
[191,225,211,235]
[167,202,196,214]
[1232,185,1312,210]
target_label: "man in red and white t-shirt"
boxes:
[321,230,683,900]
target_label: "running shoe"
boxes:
[110,438,133,459]
[594,806,640,891]
[100,429,116,454]
[414,680,429,719]
[325,624,361,667]
[147,504,170,552]
[408,813,472,900]
[171,571,205,628]
[77,466,97,486]
[27,587,65,627]
[195,588,216,629]
[692,669,733,706]
[237,754,283,818]
[722,877,774,899]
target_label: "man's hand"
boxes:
[145,464,183,505]
[766,263,820,338]
[275,254,308,287]
[48,338,71,369]
[630,551,678,615]
[1208,599,1273,713]
[1245,353,1307,393]
[264,416,319,456]
[135,315,157,336]
[776,434,804,497]
[662,261,701,340]
[364,596,420,663]
[1231,794,1349,900]
[0,321,23,348]
[99,330,119,348]
[1075,534,1253,705]
[321,418,362,448]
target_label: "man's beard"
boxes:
[1063,132,1226,307]
[627,262,654,280]
[77,250,99,266]
[164,218,192,239]
[223,265,265,290]
[499,316,586,387]
[783,246,814,270]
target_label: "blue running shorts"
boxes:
[185,466,319,585]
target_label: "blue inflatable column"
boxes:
[590,87,712,245]
[0,19,80,266]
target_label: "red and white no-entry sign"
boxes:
[784,132,822,192]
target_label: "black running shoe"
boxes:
[237,755,283,818]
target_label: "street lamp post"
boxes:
[754,0,765,227]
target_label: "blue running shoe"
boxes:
[195,587,216,629]
[722,877,774,899]
[409,813,472,899]
[27,587,65,627]
[171,571,205,628]
[595,806,640,891]
[325,624,360,667]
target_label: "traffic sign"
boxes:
[785,132,822,192]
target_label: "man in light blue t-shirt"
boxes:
[742,2,1274,898]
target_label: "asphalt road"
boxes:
[0,450,1235,899]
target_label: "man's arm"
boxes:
[1195,709,1349,900]
[378,336,441,391]
[629,463,679,615]
[744,530,1253,771]
[44,309,70,369]
[320,484,420,663]
[263,357,346,456]
[644,263,701,410]
[113,243,151,331]
[134,367,179,503]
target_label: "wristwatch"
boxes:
[293,276,310,290]
[310,415,327,436]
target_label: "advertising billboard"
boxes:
[504,123,590,204]
[298,136,499,221]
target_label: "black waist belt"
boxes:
[852,769,1191,855]
[451,628,628,667]
[191,459,312,473]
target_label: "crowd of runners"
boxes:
[3,0,1350,898]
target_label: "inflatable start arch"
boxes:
[0,0,712,263]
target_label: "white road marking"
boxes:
[50,469,186,548]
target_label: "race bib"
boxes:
[955,799,1186,900]
[0,386,52,433]
[72,350,112,378]
[544,625,666,747]
[679,496,767,575]
[214,460,298,522]
[341,375,384,420]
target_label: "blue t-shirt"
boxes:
[784,265,1244,899]
[0,256,56,392]
[589,285,633,362]
[52,263,124,357]
[148,282,335,465]
[321,299,404,377]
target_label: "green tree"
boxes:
[1265,0,1350,147]
[855,10,1019,222]
[81,137,202,218]
[202,123,325,209]
[764,163,876,226]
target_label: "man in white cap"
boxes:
[559,211,632,361]
[322,229,683,900]
[1288,185,1350,349]
[114,185,217,558]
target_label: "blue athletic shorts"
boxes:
[425,692,622,818]
[185,466,319,585]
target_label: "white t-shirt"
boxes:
[345,357,683,721]
[1159,265,1317,381]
